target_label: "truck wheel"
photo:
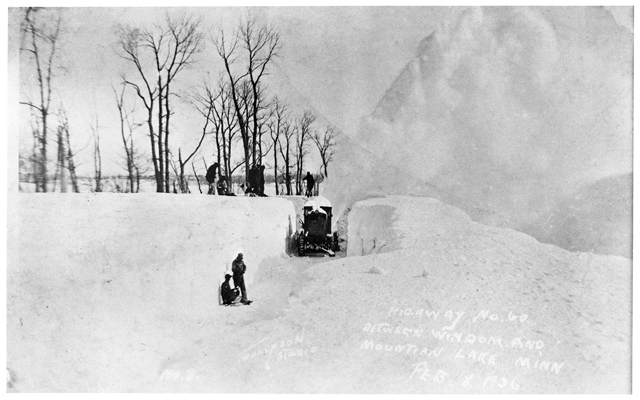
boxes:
[298,233,306,256]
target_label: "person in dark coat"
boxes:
[258,165,266,196]
[231,253,251,304]
[221,271,240,305]
[205,162,219,195]
[248,165,259,195]
[303,171,315,197]
[217,175,228,195]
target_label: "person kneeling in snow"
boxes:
[221,271,241,306]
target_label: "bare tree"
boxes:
[239,18,280,167]
[18,153,31,192]
[116,30,159,191]
[214,15,280,182]
[19,13,78,194]
[90,113,102,192]
[214,30,250,182]
[294,111,315,195]
[114,84,134,193]
[217,80,242,186]
[113,84,145,193]
[174,97,214,193]
[61,113,79,193]
[193,77,244,190]
[19,7,62,192]
[49,106,80,193]
[253,83,272,165]
[51,106,74,193]
[311,125,338,179]
[192,161,203,194]
[278,120,295,195]
[193,78,223,179]
[163,16,205,192]
[267,98,288,195]
[52,125,65,192]
[116,13,203,193]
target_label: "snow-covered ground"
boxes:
[7,193,297,391]
[7,193,630,393]
[7,7,631,394]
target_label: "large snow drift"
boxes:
[324,7,632,257]
[231,196,630,393]
[299,196,631,393]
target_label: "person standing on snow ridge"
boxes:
[247,165,258,195]
[205,162,219,195]
[221,270,241,305]
[217,176,228,195]
[232,253,251,305]
[303,171,315,197]
[258,165,266,196]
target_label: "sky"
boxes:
[6,5,635,179]
[9,6,462,177]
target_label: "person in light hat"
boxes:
[231,253,252,305]
[221,270,241,306]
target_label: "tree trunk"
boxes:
[41,111,48,192]
[273,140,279,196]
[178,151,188,193]
[164,81,171,193]
[222,125,229,182]
[257,127,264,166]
[93,125,102,193]
[128,148,135,193]
[64,124,79,193]
[243,134,250,183]
[135,165,141,193]
[215,125,222,179]
[57,125,67,192]
[157,76,164,192]
[285,154,292,196]
[147,104,162,192]
[279,139,292,196]
[192,162,202,194]
[251,126,257,168]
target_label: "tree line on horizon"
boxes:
[18,8,337,195]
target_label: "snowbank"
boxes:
[304,195,332,209]
[347,196,473,256]
[8,193,297,317]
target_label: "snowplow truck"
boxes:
[298,196,338,257]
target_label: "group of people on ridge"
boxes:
[205,162,269,197]
[206,162,317,198]
[221,253,252,306]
